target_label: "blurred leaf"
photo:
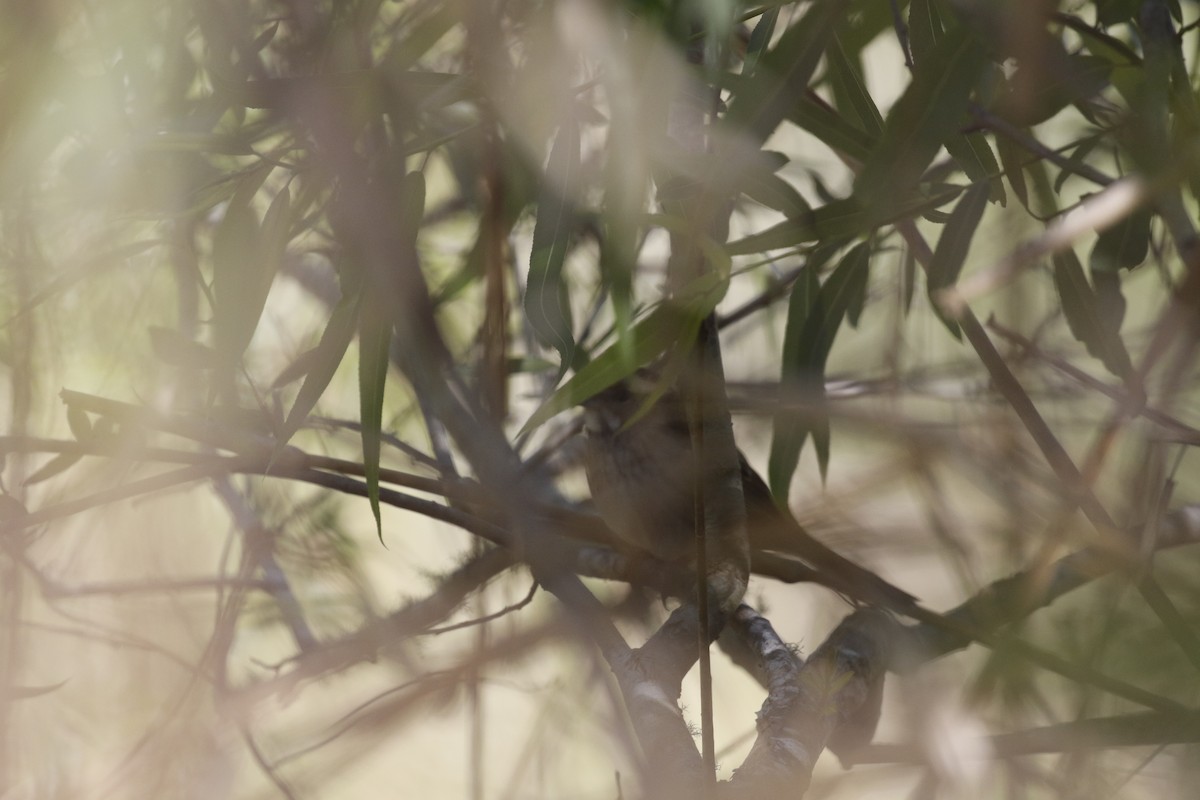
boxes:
[902,247,918,316]
[992,52,1112,127]
[8,239,160,326]
[211,164,274,382]
[0,495,29,522]
[149,326,220,369]
[1097,0,1140,26]
[845,248,871,328]
[769,243,868,492]
[260,185,292,280]
[739,168,810,217]
[995,132,1030,209]
[945,132,1006,205]
[787,94,876,164]
[908,0,947,63]
[271,347,321,390]
[23,454,83,487]
[1063,13,1141,67]
[9,680,68,701]
[1092,270,1127,332]
[1053,137,1104,193]
[727,187,959,255]
[743,7,779,76]
[770,262,820,502]
[827,34,883,138]
[66,406,92,441]
[279,285,362,445]
[358,293,391,545]
[250,21,280,52]
[725,0,845,144]
[382,4,458,73]
[526,119,580,371]
[854,31,989,212]
[520,282,725,437]
[1052,250,1134,380]
[927,181,989,339]
[1089,205,1153,272]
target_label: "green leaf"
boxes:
[725,0,845,144]
[211,165,275,383]
[520,286,723,438]
[927,181,990,339]
[944,132,1006,205]
[845,249,871,328]
[908,0,946,63]
[991,52,1112,127]
[271,347,321,389]
[1097,0,1140,27]
[743,7,779,76]
[278,284,362,444]
[827,34,884,138]
[769,261,821,502]
[1053,136,1104,193]
[786,95,876,164]
[526,119,580,371]
[739,169,810,217]
[1052,249,1134,380]
[1089,205,1153,273]
[995,132,1030,210]
[902,247,918,316]
[358,294,392,545]
[854,31,989,214]
[769,243,868,494]
[726,187,959,256]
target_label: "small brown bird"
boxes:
[581,371,916,613]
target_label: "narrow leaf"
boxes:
[1089,205,1152,272]
[927,181,990,338]
[1052,249,1134,379]
[259,186,292,283]
[271,347,321,390]
[727,187,959,256]
[23,454,83,487]
[358,296,392,544]
[743,7,779,76]
[520,288,723,438]
[279,286,362,444]
[210,165,274,385]
[945,132,1006,205]
[787,95,876,164]
[854,31,989,212]
[995,132,1030,209]
[740,170,810,217]
[769,243,867,493]
[827,34,884,138]
[726,0,846,144]
[67,406,92,441]
[769,262,821,501]
[526,119,580,370]
[908,0,946,63]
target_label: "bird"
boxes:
[580,370,917,613]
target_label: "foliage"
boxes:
[2,0,1200,797]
